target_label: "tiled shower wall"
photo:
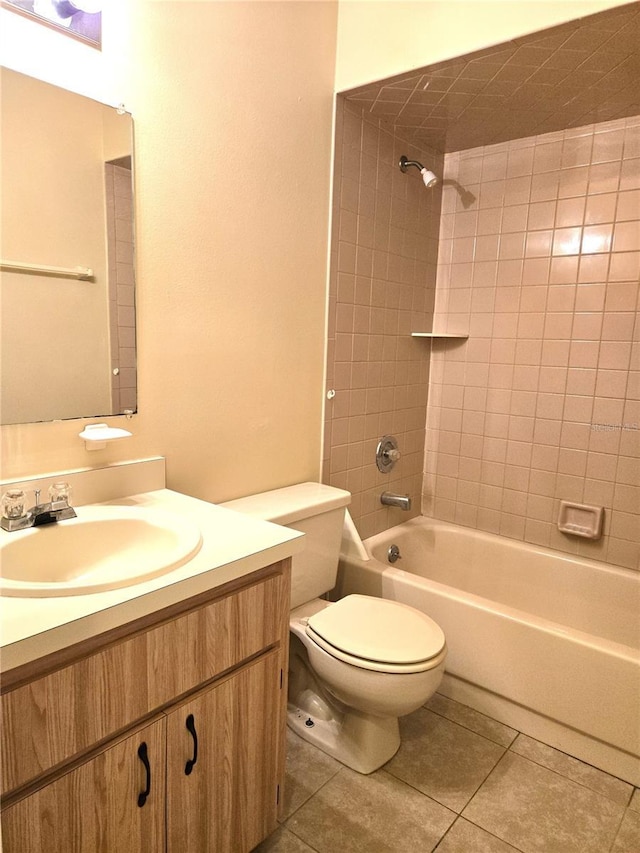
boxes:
[323,100,443,539]
[425,115,640,570]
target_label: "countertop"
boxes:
[0,488,304,672]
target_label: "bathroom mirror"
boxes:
[0,67,136,425]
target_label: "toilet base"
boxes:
[287,692,401,775]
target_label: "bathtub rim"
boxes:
[345,511,640,582]
[341,512,640,651]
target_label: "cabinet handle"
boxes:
[185,713,198,775]
[137,742,151,807]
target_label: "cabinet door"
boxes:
[167,650,282,853]
[1,718,165,853]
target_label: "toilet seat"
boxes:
[305,594,446,674]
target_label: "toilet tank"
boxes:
[221,483,351,609]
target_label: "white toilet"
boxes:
[222,482,446,774]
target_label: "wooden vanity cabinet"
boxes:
[1,719,167,853]
[1,561,290,853]
[167,650,281,852]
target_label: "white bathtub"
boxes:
[336,515,640,785]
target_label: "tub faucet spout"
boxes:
[380,492,412,511]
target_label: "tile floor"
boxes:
[254,693,640,853]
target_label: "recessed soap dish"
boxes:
[557,501,604,540]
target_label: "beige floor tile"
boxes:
[630,788,640,812]
[611,809,640,852]
[252,825,317,853]
[386,707,505,812]
[285,767,455,853]
[463,752,625,853]
[434,817,522,852]
[426,693,518,747]
[282,729,341,820]
[510,733,633,805]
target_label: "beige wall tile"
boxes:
[328,95,638,571]
[425,115,639,569]
[325,100,442,535]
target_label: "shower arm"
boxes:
[399,156,423,173]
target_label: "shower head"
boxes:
[399,155,439,189]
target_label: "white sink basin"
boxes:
[0,505,203,597]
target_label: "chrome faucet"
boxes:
[1,484,76,532]
[380,492,412,511]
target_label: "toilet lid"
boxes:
[306,595,445,666]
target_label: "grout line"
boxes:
[279,739,343,824]
[458,745,511,814]
[452,814,529,853]
[282,824,324,853]
[505,735,635,809]
[605,807,628,853]
[431,817,460,853]
[379,765,459,820]
[424,697,519,748]
[426,697,635,809]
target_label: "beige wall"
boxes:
[335,0,633,92]
[1,2,338,501]
[426,115,640,570]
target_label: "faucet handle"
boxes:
[49,482,72,506]
[2,490,27,519]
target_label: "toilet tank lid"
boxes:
[220,482,351,525]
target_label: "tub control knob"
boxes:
[376,435,401,473]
